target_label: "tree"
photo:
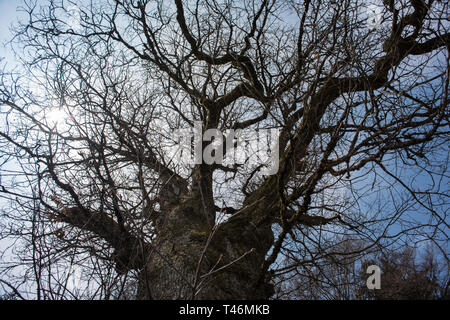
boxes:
[361,245,444,300]
[275,238,449,300]
[0,0,448,299]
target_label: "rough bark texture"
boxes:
[131,164,276,300]
[138,196,275,299]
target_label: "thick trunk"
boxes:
[59,169,276,299]
[136,195,274,299]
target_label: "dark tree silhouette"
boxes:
[0,0,448,299]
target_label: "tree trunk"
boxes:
[137,193,275,299]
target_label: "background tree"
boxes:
[275,238,448,300]
[359,245,445,300]
[0,0,448,299]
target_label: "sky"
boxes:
[0,0,23,68]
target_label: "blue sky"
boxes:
[0,0,21,66]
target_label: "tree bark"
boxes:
[137,190,275,299]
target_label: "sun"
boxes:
[46,108,67,126]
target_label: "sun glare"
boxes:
[46,108,67,126]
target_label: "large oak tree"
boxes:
[0,0,448,299]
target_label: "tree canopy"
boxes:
[0,0,448,299]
